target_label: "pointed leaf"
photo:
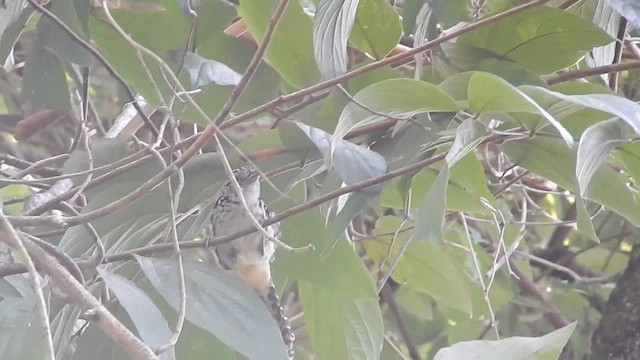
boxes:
[468,72,574,147]
[299,282,383,360]
[605,0,640,28]
[502,137,640,227]
[296,122,388,195]
[136,256,289,360]
[413,165,449,244]
[97,268,175,360]
[239,0,319,88]
[334,78,459,142]
[313,0,359,78]
[174,51,242,88]
[348,0,401,60]
[576,118,627,197]
[458,6,612,74]
[523,87,640,135]
[434,322,576,360]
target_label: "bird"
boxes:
[208,165,295,359]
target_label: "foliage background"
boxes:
[1,0,640,359]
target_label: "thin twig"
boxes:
[547,59,640,85]
[24,0,164,141]
[380,285,420,360]
[460,213,499,339]
[0,208,55,360]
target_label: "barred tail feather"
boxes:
[262,283,295,359]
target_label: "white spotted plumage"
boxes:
[209,166,294,359]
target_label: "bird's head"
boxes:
[228,165,261,202]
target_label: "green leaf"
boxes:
[299,283,383,360]
[97,268,175,360]
[349,0,402,60]
[136,256,290,360]
[576,118,627,197]
[502,137,640,228]
[520,87,640,135]
[434,322,576,360]
[22,43,70,110]
[335,78,459,142]
[39,0,91,66]
[366,217,472,314]
[458,6,613,74]
[313,0,359,78]
[296,122,388,195]
[445,118,491,166]
[173,51,241,88]
[605,0,640,28]
[413,119,490,244]
[468,72,574,147]
[0,3,33,69]
[0,297,34,356]
[413,165,449,243]
[239,0,319,88]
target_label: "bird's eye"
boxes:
[227,246,238,263]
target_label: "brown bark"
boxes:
[591,244,640,359]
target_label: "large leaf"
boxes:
[38,0,91,66]
[605,0,640,28]
[334,78,459,142]
[97,268,175,360]
[22,41,70,110]
[175,51,242,88]
[458,6,613,74]
[576,118,628,197]
[313,0,359,78]
[239,0,319,88]
[502,137,640,227]
[520,87,640,135]
[366,216,472,314]
[434,322,576,360]
[468,72,574,147]
[0,0,31,69]
[295,122,388,195]
[413,119,490,244]
[299,283,383,360]
[136,256,290,360]
[348,0,401,60]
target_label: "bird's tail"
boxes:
[261,283,295,359]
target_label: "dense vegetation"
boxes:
[1,0,640,359]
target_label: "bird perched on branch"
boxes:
[208,165,295,359]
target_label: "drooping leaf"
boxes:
[335,78,459,142]
[239,0,319,88]
[413,119,490,244]
[38,0,91,66]
[97,268,175,360]
[349,0,401,60]
[521,87,640,135]
[458,6,613,74]
[313,0,359,78]
[605,0,640,28]
[136,256,290,360]
[502,137,640,228]
[172,51,242,88]
[0,0,32,70]
[22,42,70,110]
[468,72,574,147]
[296,122,388,195]
[366,216,472,314]
[576,118,628,197]
[413,165,449,244]
[299,283,383,360]
[434,322,576,360]
[0,296,34,356]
